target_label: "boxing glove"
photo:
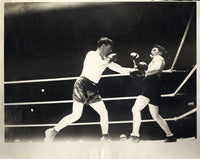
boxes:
[106,53,118,62]
[137,61,148,71]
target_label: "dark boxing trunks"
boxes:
[141,74,162,106]
[72,76,102,105]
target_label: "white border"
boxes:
[0,0,4,143]
[0,1,199,159]
[197,1,199,140]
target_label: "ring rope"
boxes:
[161,65,196,97]
[3,94,185,106]
[4,97,137,106]
[170,8,194,70]
[4,69,187,85]
[4,65,195,106]
[4,108,196,128]
[174,65,196,95]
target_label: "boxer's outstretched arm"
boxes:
[108,62,137,74]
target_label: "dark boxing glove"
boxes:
[106,53,118,62]
[130,70,145,78]
[137,61,148,71]
[130,61,147,78]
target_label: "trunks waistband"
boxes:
[79,76,98,85]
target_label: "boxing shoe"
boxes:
[129,136,140,143]
[44,128,58,143]
[164,135,177,142]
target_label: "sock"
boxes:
[53,127,59,133]
[166,134,173,137]
[130,133,140,137]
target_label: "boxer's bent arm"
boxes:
[146,59,164,76]
[108,62,136,74]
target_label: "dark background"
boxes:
[4,2,196,142]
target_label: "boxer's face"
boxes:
[150,47,161,58]
[102,44,113,57]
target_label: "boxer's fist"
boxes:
[137,61,148,71]
[130,69,145,78]
[107,53,118,62]
[130,52,140,61]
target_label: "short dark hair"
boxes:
[97,37,114,48]
[153,44,168,55]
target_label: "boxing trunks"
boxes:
[72,76,102,105]
[141,74,162,105]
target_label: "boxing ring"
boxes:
[4,65,197,128]
[3,6,197,143]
